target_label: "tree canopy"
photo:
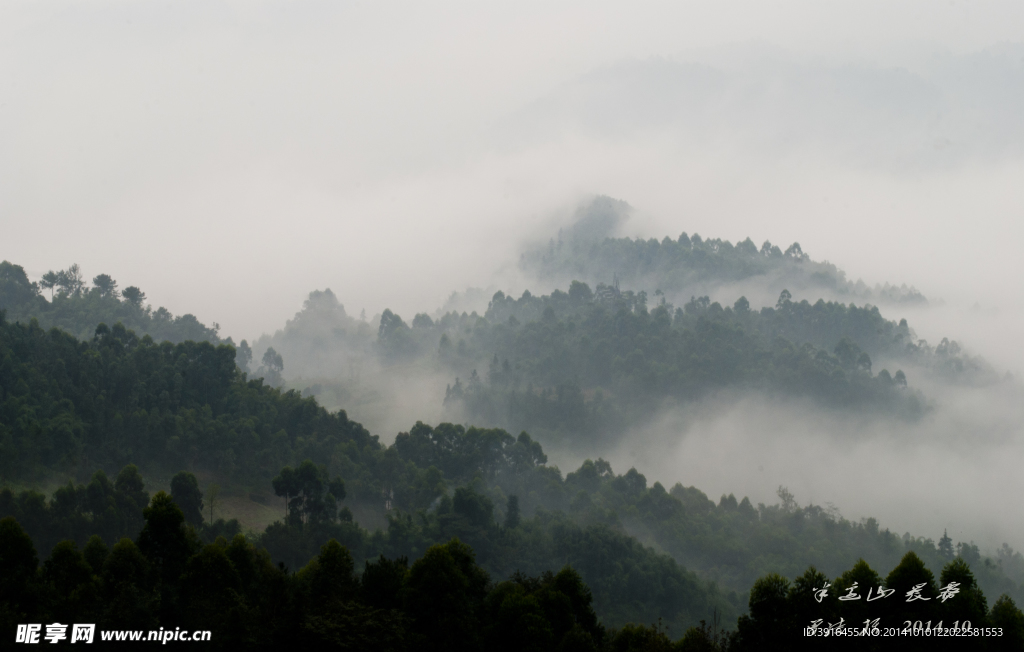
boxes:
[0,260,219,344]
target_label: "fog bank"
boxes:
[598,381,1024,554]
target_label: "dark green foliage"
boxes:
[0,523,610,652]
[0,504,299,644]
[137,491,202,622]
[884,551,938,625]
[677,618,731,652]
[137,491,199,586]
[361,554,408,611]
[305,539,359,604]
[939,557,989,628]
[734,573,792,651]
[0,468,152,556]
[394,421,546,486]
[171,471,205,527]
[295,539,407,650]
[0,516,40,628]
[608,623,674,652]
[260,516,366,576]
[481,566,605,652]
[202,517,243,544]
[83,534,109,575]
[178,542,243,634]
[732,557,1024,651]
[272,460,346,527]
[403,538,489,651]
[0,261,220,344]
[42,539,98,623]
[991,595,1024,651]
[4,418,1022,642]
[428,284,938,449]
[12,452,1020,643]
[831,558,879,629]
[0,313,378,492]
[3,451,1022,651]
[100,538,158,629]
[364,479,736,638]
[113,465,149,536]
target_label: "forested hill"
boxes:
[0,312,738,632]
[0,261,220,344]
[438,291,927,446]
[469,281,989,384]
[371,283,943,447]
[0,311,373,488]
[519,195,927,308]
[249,277,994,451]
[3,312,1023,636]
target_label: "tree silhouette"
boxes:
[121,285,146,308]
[92,274,119,298]
[170,472,204,528]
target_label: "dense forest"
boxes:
[737,552,1024,651]
[1,499,621,650]
[243,284,987,456]
[519,196,929,309]
[3,482,1023,649]
[0,261,220,344]
[431,278,998,444]
[435,286,923,444]
[2,310,1023,646]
